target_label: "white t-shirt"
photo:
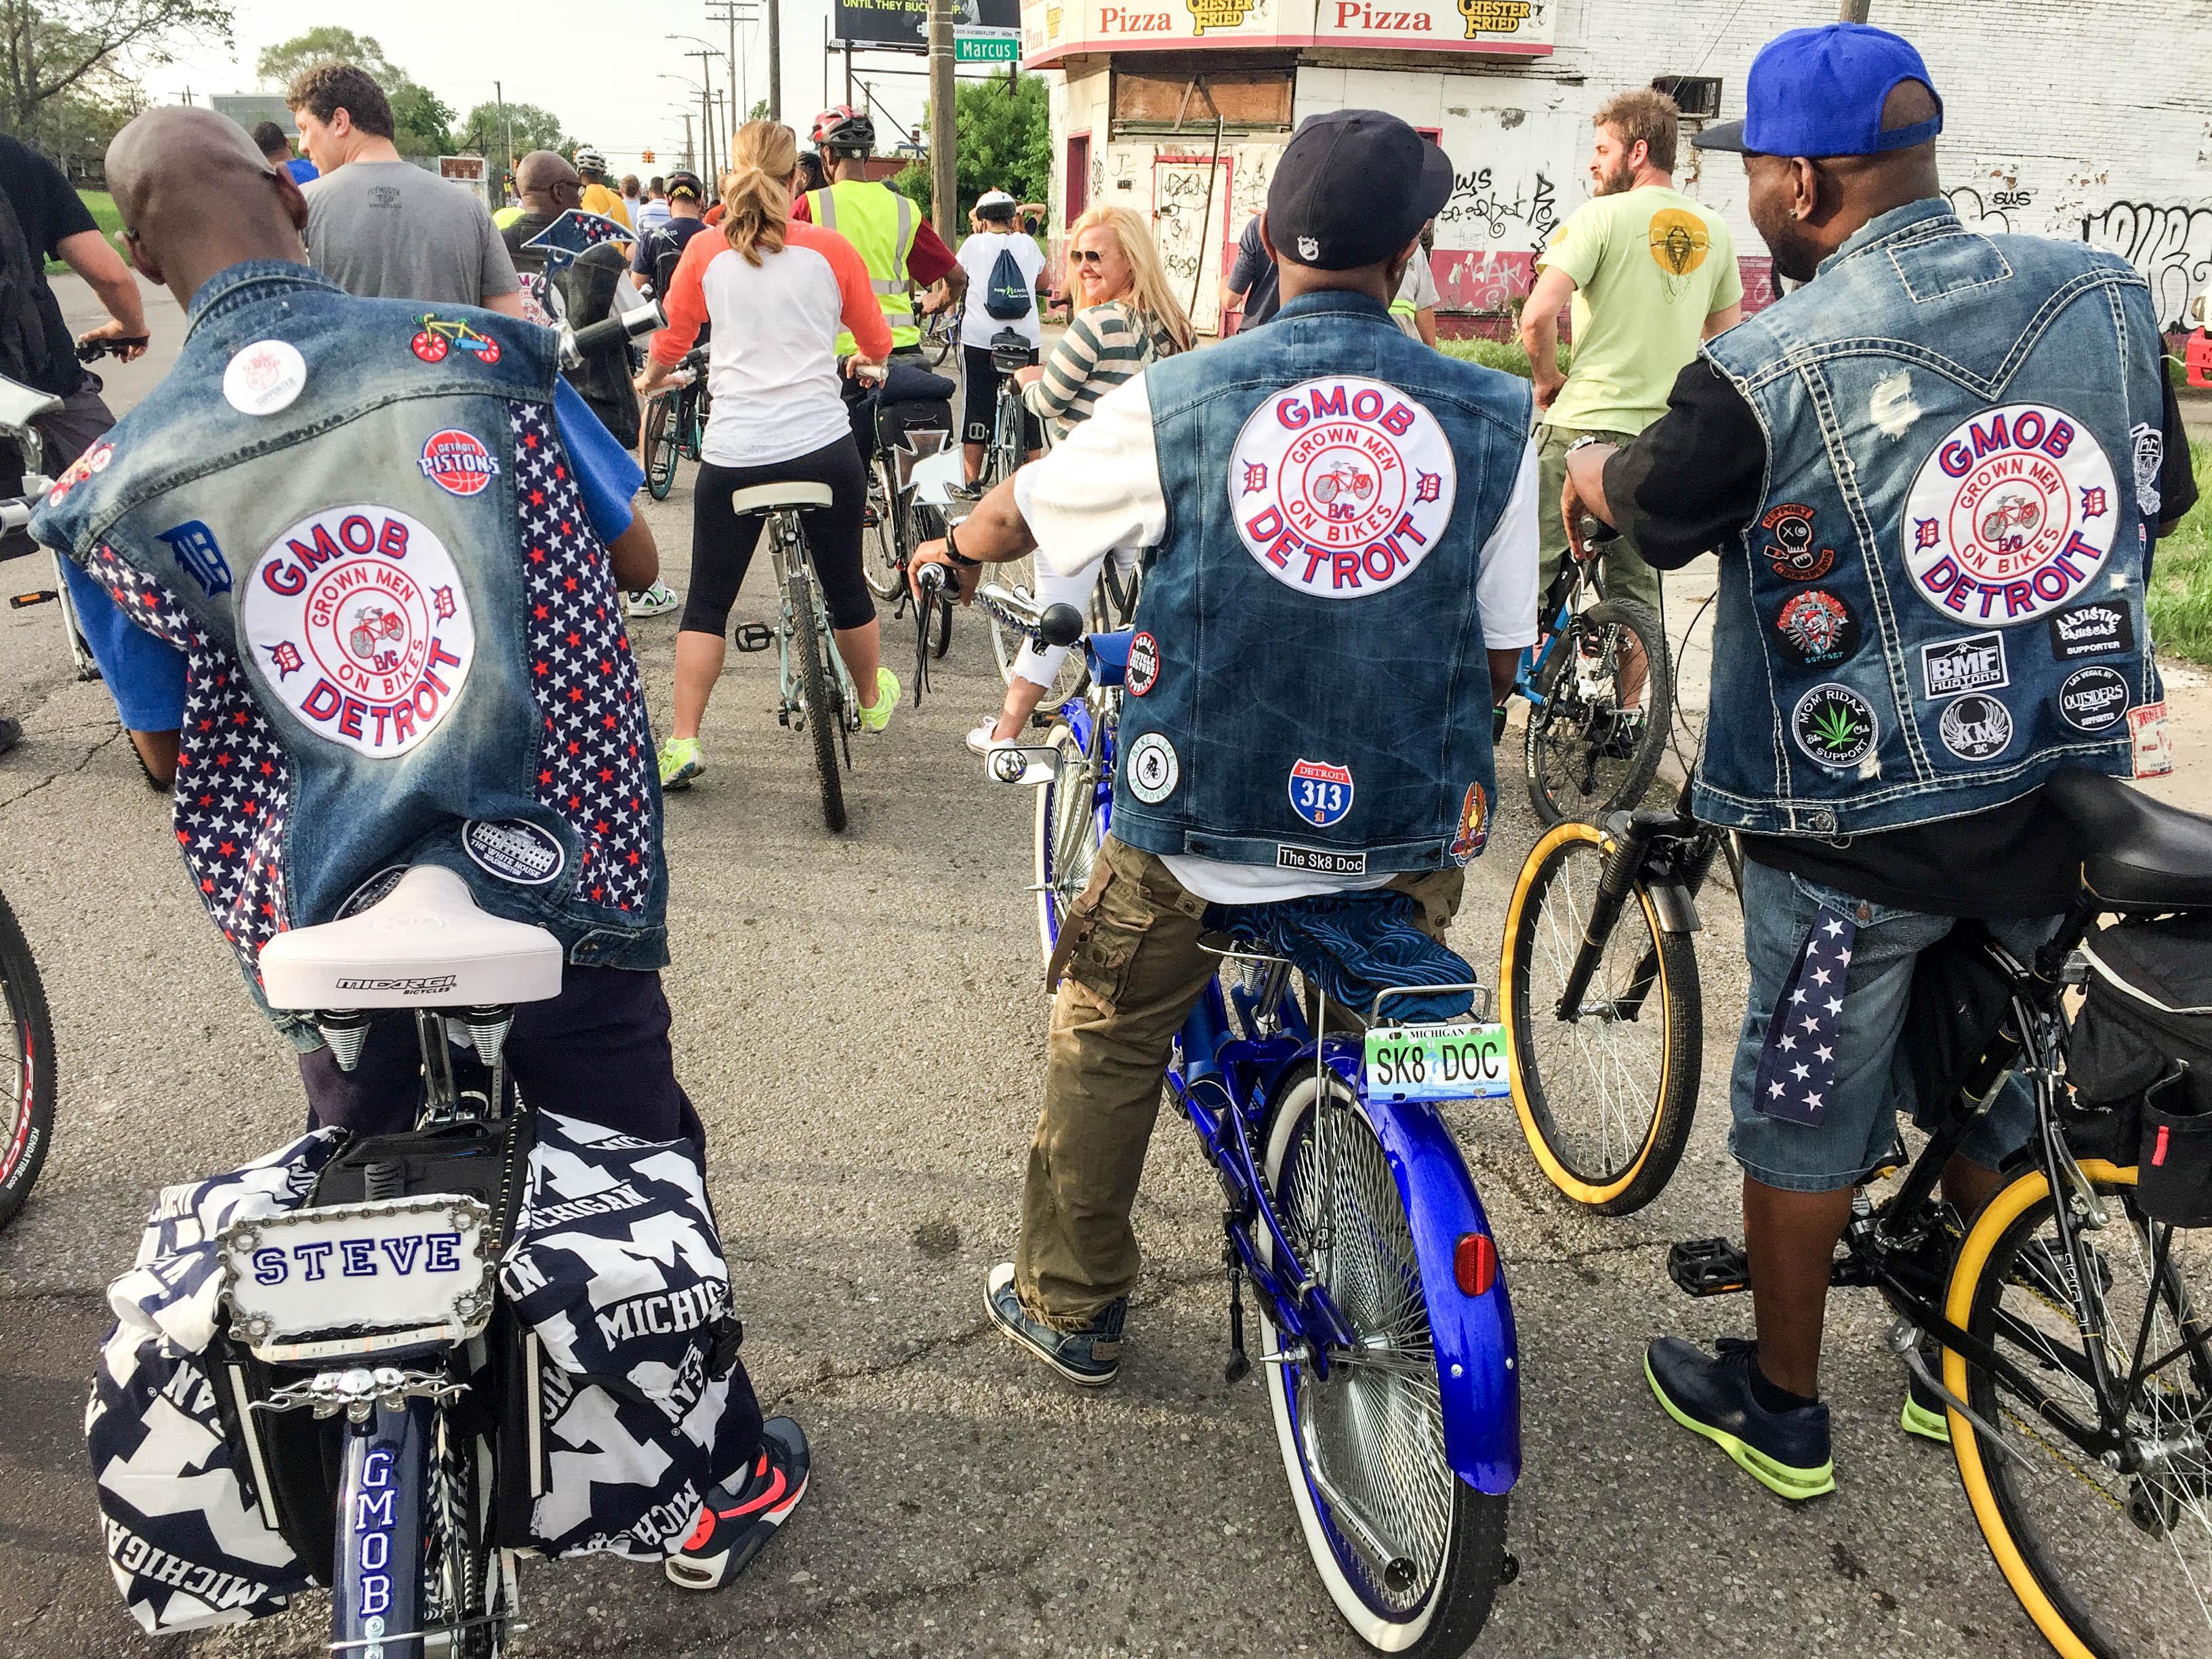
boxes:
[956,230,1046,350]
[1013,373,1541,903]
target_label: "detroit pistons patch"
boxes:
[1288,758,1354,827]
[1228,377,1455,598]
[241,506,476,758]
[1903,404,2119,625]
[418,429,501,497]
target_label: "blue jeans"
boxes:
[1727,859,2057,1193]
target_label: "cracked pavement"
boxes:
[0,283,2084,1657]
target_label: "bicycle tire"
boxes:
[0,888,55,1230]
[862,459,905,602]
[424,1405,506,1658]
[1523,596,1673,826]
[1500,820,1700,1214]
[1944,1161,2212,1659]
[787,537,848,834]
[931,590,954,659]
[1033,723,1100,961]
[1256,1071,1509,1656]
[643,394,680,501]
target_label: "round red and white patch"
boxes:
[1227,377,1456,599]
[418,428,501,497]
[1902,403,2119,625]
[241,506,476,758]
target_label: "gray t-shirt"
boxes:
[303,161,520,306]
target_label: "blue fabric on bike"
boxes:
[58,552,188,729]
[552,376,642,542]
[1204,888,1475,1023]
[1087,626,1133,680]
[1750,904,1858,1125]
[1113,290,1530,874]
[30,262,670,1048]
[1692,201,2165,838]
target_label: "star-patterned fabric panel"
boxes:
[509,399,658,914]
[1751,905,1858,1127]
[86,542,293,985]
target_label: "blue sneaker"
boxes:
[985,1263,1124,1387]
[1645,1336,1836,1500]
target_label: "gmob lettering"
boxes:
[1917,530,2105,618]
[1274,382,1419,434]
[1242,506,1431,590]
[294,638,465,750]
[258,512,412,597]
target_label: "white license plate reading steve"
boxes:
[1363,1021,1509,1101]
[219,1197,494,1351]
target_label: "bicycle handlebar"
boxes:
[75,335,149,363]
[974,581,1084,648]
[565,301,665,369]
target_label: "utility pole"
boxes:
[927,0,956,241]
[682,112,695,173]
[1837,0,1871,16]
[494,79,512,200]
[769,0,783,119]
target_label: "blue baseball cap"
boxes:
[1694,23,1943,157]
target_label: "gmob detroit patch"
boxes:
[1902,403,2120,625]
[241,506,477,758]
[1228,376,1456,598]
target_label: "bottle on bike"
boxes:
[39,107,807,1620]
[635,118,900,792]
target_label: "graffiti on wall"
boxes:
[2083,201,2212,332]
[1438,164,1558,249]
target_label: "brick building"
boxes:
[1017,0,2212,335]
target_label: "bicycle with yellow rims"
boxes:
[1500,774,1726,1214]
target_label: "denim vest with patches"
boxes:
[1112,291,1530,876]
[33,262,665,1045]
[1697,201,2167,837]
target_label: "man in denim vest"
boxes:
[33,107,810,1590]
[1563,26,2199,1498]
[912,110,1540,1386]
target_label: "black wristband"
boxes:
[943,521,983,570]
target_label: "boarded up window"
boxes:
[1109,65,1294,137]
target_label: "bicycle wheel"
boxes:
[1500,820,1700,1214]
[642,394,680,501]
[1523,597,1673,825]
[862,459,906,602]
[1033,724,1100,960]
[1258,1071,1509,1656]
[785,535,848,834]
[0,889,54,1230]
[1944,1162,2212,1658]
[424,1404,508,1658]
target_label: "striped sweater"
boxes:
[1023,299,1178,433]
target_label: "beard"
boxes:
[1592,156,1636,197]
[1755,207,1822,283]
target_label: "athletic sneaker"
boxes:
[965,720,1017,756]
[657,736,703,790]
[628,581,682,618]
[1901,1353,1950,1446]
[1645,1336,1836,1500]
[858,665,900,733]
[664,1416,810,1591]
[985,1262,1124,1387]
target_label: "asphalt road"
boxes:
[0,275,2072,1659]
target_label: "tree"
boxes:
[893,73,1047,226]
[386,79,452,157]
[254,26,398,91]
[454,99,566,165]
[0,0,232,138]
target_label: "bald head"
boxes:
[108,106,308,304]
[1742,79,1944,283]
[516,150,581,216]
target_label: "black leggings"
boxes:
[682,436,876,635]
[961,342,1043,449]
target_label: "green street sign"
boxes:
[955,30,1019,62]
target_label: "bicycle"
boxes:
[641,346,708,501]
[0,885,54,1232]
[920,301,958,369]
[981,594,1525,1658]
[1658,769,2212,1658]
[861,396,956,695]
[728,481,861,833]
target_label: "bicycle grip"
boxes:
[1038,603,1084,649]
[573,302,665,356]
[916,561,954,596]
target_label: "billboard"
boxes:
[838,0,1019,48]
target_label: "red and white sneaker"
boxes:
[663,1416,811,1591]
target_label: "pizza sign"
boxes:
[1902,403,2119,625]
[1228,376,1456,598]
[241,506,476,758]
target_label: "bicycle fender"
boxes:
[1642,877,1702,937]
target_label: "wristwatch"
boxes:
[943,522,983,570]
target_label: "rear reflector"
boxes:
[1454,1231,1498,1296]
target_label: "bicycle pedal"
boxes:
[731,623,773,653]
[1668,1237,1750,1297]
[8,589,56,609]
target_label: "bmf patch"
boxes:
[157,519,232,596]
[1288,758,1354,827]
[241,506,476,759]
[1920,632,2007,699]
[1228,376,1456,598]
[1902,404,2119,624]
[419,429,501,498]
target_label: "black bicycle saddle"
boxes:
[2045,768,2212,910]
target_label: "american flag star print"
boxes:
[85,543,295,983]
[1751,903,1858,1127]
[509,401,658,913]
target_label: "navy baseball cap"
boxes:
[1695,24,1943,157]
[1268,110,1452,271]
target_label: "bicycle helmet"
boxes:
[573,146,609,175]
[811,105,874,155]
[665,169,706,203]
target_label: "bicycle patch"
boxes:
[463,818,566,885]
[1124,732,1180,804]
[1759,502,1835,581]
[418,430,501,498]
[1902,403,2120,623]
[1772,590,1858,667]
[410,314,503,365]
[2056,664,2130,733]
[1288,758,1354,827]
[1792,682,1877,769]
[1126,632,1159,697]
[1938,693,2013,761]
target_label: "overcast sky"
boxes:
[136,0,964,173]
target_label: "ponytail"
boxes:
[721,119,800,267]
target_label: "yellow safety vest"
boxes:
[806,180,920,352]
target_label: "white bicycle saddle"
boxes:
[729,479,834,516]
[258,865,565,1011]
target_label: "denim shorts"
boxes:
[1727,859,2058,1193]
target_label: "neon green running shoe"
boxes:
[1645,1336,1836,1501]
[657,736,703,790]
[1901,1359,1952,1445]
[858,665,900,733]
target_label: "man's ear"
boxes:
[1256,211,1274,262]
[272,166,310,236]
[1384,234,1420,294]
[120,228,163,288]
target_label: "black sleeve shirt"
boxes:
[0,133,98,397]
